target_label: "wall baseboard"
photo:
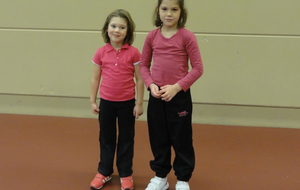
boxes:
[1,94,299,129]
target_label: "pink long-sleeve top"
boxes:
[140,27,203,92]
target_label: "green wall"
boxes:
[1,0,299,128]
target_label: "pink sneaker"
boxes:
[90,173,112,189]
[120,176,134,190]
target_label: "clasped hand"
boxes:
[149,83,182,102]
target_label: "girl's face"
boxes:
[107,17,128,48]
[159,0,181,30]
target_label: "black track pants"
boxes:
[147,89,195,181]
[97,98,135,177]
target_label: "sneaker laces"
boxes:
[121,176,133,183]
[97,175,109,182]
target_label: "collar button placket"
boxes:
[115,50,118,66]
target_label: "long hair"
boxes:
[102,9,136,45]
[153,0,187,28]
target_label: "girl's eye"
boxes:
[111,25,116,28]
[121,27,125,29]
[173,9,178,11]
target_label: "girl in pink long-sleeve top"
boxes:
[140,0,203,190]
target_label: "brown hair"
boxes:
[102,9,136,45]
[153,0,187,28]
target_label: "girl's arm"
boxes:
[133,64,144,119]
[140,32,154,90]
[177,30,203,91]
[90,64,102,115]
[140,32,163,98]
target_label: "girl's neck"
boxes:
[110,42,123,50]
[160,25,179,38]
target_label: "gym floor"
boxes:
[0,114,299,190]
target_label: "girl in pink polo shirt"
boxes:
[140,0,204,190]
[89,9,144,190]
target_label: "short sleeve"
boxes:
[132,48,142,65]
[92,48,102,66]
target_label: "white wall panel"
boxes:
[195,34,300,107]
[0,0,155,31]
[1,30,299,108]
[0,30,103,97]
[187,0,300,35]
[1,1,299,35]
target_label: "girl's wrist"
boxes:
[135,102,143,106]
[90,98,96,104]
[174,83,182,92]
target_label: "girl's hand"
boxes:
[149,83,162,99]
[160,83,182,102]
[91,102,100,115]
[133,104,143,119]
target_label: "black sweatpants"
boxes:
[147,89,195,181]
[97,98,135,177]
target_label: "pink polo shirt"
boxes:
[92,43,141,101]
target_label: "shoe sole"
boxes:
[91,187,103,190]
[145,182,169,190]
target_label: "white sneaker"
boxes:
[145,176,169,190]
[175,181,190,190]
